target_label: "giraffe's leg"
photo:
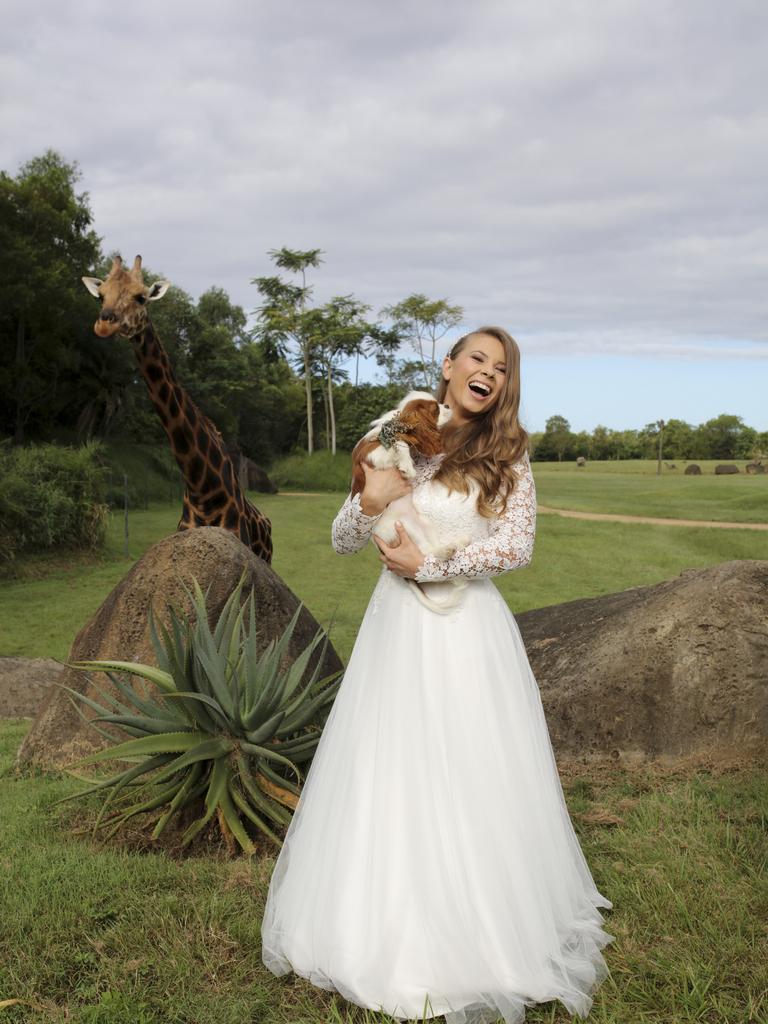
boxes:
[178,492,194,532]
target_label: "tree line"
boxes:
[1,150,764,465]
[534,414,765,463]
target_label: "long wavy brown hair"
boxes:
[432,326,530,518]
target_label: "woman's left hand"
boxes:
[374,521,425,578]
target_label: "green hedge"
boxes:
[267,449,353,492]
[0,440,109,566]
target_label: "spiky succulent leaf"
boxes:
[70,660,176,695]
[62,572,342,853]
[69,730,207,767]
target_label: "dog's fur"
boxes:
[350,390,473,613]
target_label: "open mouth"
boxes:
[467,380,492,399]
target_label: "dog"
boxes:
[350,391,473,613]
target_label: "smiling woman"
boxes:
[430,326,529,522]
[261,325,615,1024]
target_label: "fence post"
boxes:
[123,472,129,557]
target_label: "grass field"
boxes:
[2,467,767,1022]
[1,722,765,1023]
[1,476,767,664]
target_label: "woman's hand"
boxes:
[359,463,412,516]
[374,521,426,578]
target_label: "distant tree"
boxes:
[380,357,431,393]
[696,414,756,460]
[572,430,591,459]
[661,418,697,460]
[380,293,463,391]
[0,150,101,443]
[303,296,377,454]
[588,425,616,460]
[334,381,404,452]
[536,414,573,462]
[367,324,403,386]
[251,248,323,454]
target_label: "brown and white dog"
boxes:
[350,390,450,497]
[350,390,472,613]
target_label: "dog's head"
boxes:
[389,395,452,457]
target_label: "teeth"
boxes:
[469,381,491,396]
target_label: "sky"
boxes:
[1,0,766,433]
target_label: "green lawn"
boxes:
[533,463,768,522]
[1,720,765,1023]
[1,488,767,665]
[2,474,767,1023]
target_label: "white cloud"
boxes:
[1,0,767,367]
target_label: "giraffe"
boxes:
[82,255,273,563]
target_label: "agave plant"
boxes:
[54,572,342,855]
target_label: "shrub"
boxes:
[267,448,353,491]
[56,574,343,855]
[0,439,109,565]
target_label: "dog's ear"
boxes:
[403,398,440,424]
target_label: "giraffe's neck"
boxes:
[130,321,234,499]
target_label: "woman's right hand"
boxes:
[359,462,412,516]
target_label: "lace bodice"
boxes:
[330,450,536,581]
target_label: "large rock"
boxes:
[516,560,768,764]
[0,657,63,717]
[16,528,343,770]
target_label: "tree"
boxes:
[334,381,404,451]
[0,150,101,443]
[661,419,696,460]
[380,294,463,391]
[251,248,323,454]
[696,414,755,460]
[365,324,402,386]
[303,296,376,454]
[539,415,573,462]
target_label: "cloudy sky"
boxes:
[2,0,766,432]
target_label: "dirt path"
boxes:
[278,492,767,530]
[537,505,768,531]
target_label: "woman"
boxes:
[261,327,614,1023]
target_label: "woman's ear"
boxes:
[442,355,452,381]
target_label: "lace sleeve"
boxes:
[331,491,384,554]
[413,451,537,581]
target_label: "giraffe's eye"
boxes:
[135,294,147,305]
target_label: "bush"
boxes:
[267,448,353,492]
[0,439,109,566]
[60,575,343,854]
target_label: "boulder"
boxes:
[16,528,343,770]
[224,441,278,493]
[0,657,63,717]
[715,464,739,474]
[684,463,702,475]
[516,560,768,764]
[244,457,278,493]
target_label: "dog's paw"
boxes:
[430,535,473,560]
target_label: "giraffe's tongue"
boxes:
[94,320,121,338]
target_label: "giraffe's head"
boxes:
[82,255,170,338]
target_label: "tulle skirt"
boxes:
[261,570,614,1023]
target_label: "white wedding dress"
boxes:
[261,451,614,1023]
